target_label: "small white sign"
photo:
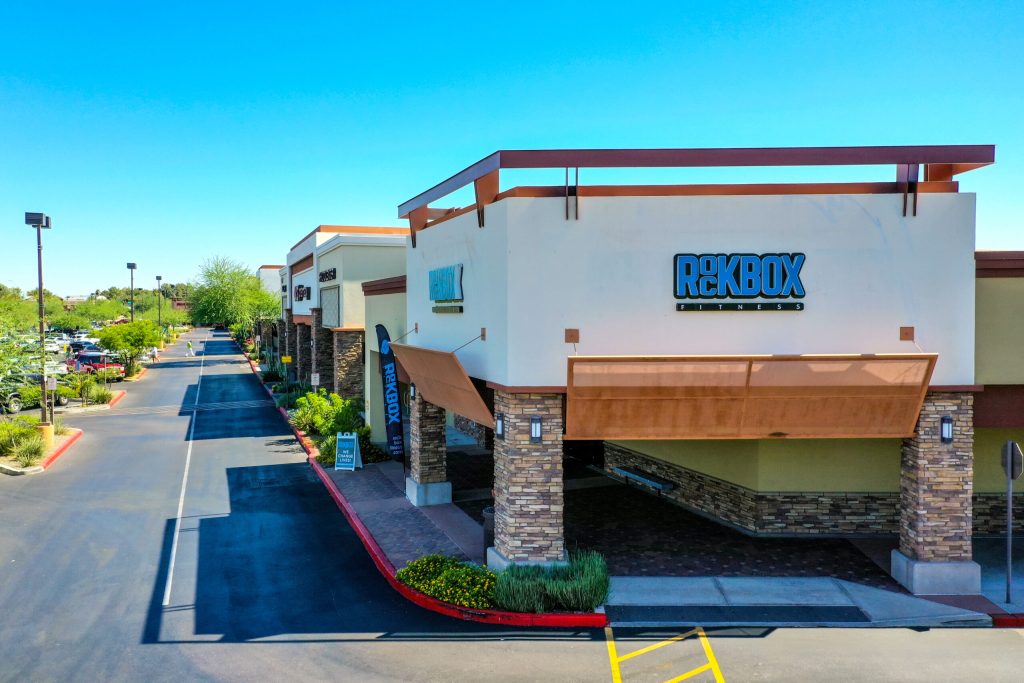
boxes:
[311,372,320,386]
[46,376,57,390]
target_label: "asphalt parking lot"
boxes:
[2,329,1024,682]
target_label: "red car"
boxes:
[67,352,126,379]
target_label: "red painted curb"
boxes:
[126,367,148,381]
[993,614,1024,627]
[306,458,606,628]
[108,390,127,408]
[41,428,83,470]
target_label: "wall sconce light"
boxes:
[940,416,954,444]
[410,384,416,399]
[495,412,505,440]
[530,416,542,444]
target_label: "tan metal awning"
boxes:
[565,354,937,440]
[390,343,494,428]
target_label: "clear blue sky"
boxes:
[2,1,1021,296]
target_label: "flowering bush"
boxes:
[396,555,497,610]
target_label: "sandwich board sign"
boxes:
[335,432,362,471]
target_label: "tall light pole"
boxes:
[127,263,137,322]
[25,212,51,425]
[156,275,163,328]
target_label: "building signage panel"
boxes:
[429,264,464,314]
[294,284,311,301]
[674,252,806,311]
[318,267,337,283]
[375,324,406,462]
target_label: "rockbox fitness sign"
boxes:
[674,253,806,311]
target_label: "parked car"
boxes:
[22,373,71,407]
[0,373,26,413]
[72,332,99,344]
[69,341,103,354]
[67,352,125,379]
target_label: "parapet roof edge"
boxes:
[398,145,996,218]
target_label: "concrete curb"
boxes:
[123,367,148,382]
[42,428,84,469]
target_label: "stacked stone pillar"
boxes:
[488,391,566,569]
[891,392,980,594]
[284,309,297,380]
[296,324,312,386]
[310,308,334,391]
[406,393,449,506]
[333,331,365,399]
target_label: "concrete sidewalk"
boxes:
[606,576,992,628]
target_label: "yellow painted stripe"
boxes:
[616,629,698,663]
[697,628,726,683]
[664,663,712,682]
[604,626,622,683]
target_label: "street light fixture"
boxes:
[127,262,137,322]
[156,275,163,328]
[25,212,52,426]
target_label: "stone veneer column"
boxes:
[274,319,285,364]
[405,392,449,506]
[310,309,334,390]
[284,309,297,380]
[333,331,364,399]
[488,391,566,569]
[295,324,312,386]
[891,392,980,594]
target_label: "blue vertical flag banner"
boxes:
[375,324,406,461]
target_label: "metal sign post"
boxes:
[1002,440,1023,604]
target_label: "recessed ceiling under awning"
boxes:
[565,354,937,440]
[390,343,495,428]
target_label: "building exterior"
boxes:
[390,145,1002,594]
[278,225,406,394]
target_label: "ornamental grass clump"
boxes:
[493,550,610,613]
[396,555,497,610]
[13,433,45,468]
[0,417,38,457]
[88,385,114,404]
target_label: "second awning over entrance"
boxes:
[565,354,937,440]
[390,343,495,428]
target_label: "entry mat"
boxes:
[606,604,870,625]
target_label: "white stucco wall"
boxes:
[341,245,406,328]
[407,192,976,386]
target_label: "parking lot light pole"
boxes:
[127,263,137,322]
[156,275,162,328]
[25,212,52,426]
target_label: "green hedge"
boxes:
[396,555,496,610]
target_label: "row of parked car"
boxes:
[1,329,128,414]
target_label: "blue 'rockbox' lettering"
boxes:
[674,252,806,300]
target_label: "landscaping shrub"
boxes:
[53,415,69,436]
[13,433,45,467]
[56,386,76,402]
[0,418,38,457]
[17,385,42,408]
[396,555,497,610]
[292,389,361,437]
[261,367,283,383]
[88,385,114,404]
[314,434,337,466]
[493,550,610,613]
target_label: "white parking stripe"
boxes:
[162,330,209,606]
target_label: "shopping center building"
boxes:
[384,145,1014,595]
[270,225,406,396]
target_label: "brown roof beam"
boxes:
[398,145,994,218]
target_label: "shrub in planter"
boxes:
[17,385,42,408]
[261,367,283,383]
[396,555,496,610]
[493,550,610,613]
[88,385,114,404]
[0,418,38,457]
[53,415,69,436]
[13,433,45,467]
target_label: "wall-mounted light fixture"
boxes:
[410,384,416,399]
[495,412,505,440]
[940,416,954,444]
[530,416,542,444]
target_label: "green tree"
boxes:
[96,321,161,376]
[190,257,279,337]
